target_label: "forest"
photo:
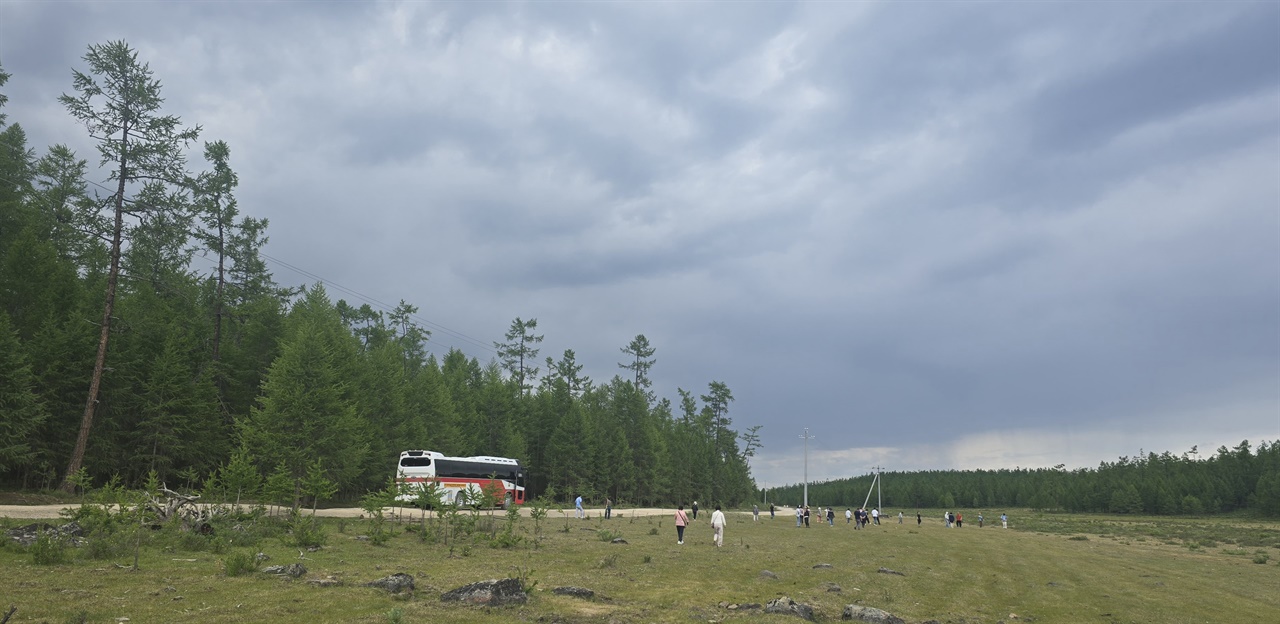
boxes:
[0,42,759,506]
[767,440,1280,517]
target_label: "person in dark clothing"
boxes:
[691,501,699,520]
[803,506,811,527]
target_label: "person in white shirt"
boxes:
[871,508,880,525]
[845,508,853,524]
[710,505,726,547]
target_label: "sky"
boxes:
[1,1,1277,488]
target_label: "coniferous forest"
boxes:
[767,441,1280,517]
[0,42,759,506]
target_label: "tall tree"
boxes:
[494,317,542,396]
[618,334,656,397]
[57,41,199,491]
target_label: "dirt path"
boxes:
[0,504,687,521]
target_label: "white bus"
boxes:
[394,450,526,508]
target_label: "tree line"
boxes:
[766,441,1280,517]
[0,41,759,506]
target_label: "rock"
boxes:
[740,603,762,610]
[759,570,779,579]
[842,605,906,623]
[262,563,307,578]
[254,552,270,564]
[876,567,905,576]
[307,578,342,588]
[823,582,842,592]
[813,563,834,569]
[552,586,594,599]
[610,537,628,544]
[765,596,815,621]
[365,573,415,593]
[440,578,527,605]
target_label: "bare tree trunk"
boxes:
[60,125,128,493]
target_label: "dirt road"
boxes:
[0,504,683,521]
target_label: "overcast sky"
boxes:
[2,1,1277,487]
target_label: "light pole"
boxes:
[799,428,814,508]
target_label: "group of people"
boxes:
[674,501,727,546]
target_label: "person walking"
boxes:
[1001,513,1008,529]
[845,508,853,524]
[898,511,903,524]
[956,512,963,528]
[770,503,775,520]
[978,513,984,528]
[710,505,726,547]
[575,495,584,519]
[796,505,803,527]
[674,505,690,544]
[605,497,612,519]
[872,508,880,525]
[753,504,760,522]
[803,506,811,528]
[691,501,699,521]
[827,507,835,526]
[916,512,922,526]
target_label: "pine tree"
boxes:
[58,41,200,491]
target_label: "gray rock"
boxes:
[823,582,842,592]
[765,596,815,621]
[440,578,527,605]
[759,570,779,579]
[610,537,628,544]
[813,563,834,569]
[307,578,342,587]
[842,605,906,623]
[552,586,594,599]
[876,567,905,576]
[365,572,415,593]
[262,563,307,578]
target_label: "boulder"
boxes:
[759,570,779,579]
[552,586,594,599]
[842,605,906,623]
[765,596,815,621]
[610,537,628,544]
[263,563,307,578]
[813,563,834,569]
[440,578,527,605]
[365,572,415,593]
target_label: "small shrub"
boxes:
[31,530,69,565]
[643,555,652,563]
[284,514,327,548]
[1253,553,1270,564]
[648,528,658,536]
[1068,535,1089,541]
[598,529,621,542]
[386,607,404,624]
[222,551,257,577]
[598,554,618,568]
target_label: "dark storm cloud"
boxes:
[3,1,1275,487]
[1028,3,1280,152]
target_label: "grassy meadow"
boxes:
[1,505,1278,623]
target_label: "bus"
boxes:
[394,450,525,508]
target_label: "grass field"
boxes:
[2,506,1277,623]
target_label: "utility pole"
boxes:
[871,465,885,511]
[799,428,814,508]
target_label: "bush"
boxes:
[222,550,257,577]
[31,530,69,565]
[284,513,327,548]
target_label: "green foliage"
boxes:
[30,529,68,564]
[284,511,327,549]
[221,550,257,577]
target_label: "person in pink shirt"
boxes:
[674,505,690,545]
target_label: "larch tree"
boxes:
[57,41,199,491]
[494,317,543,396]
